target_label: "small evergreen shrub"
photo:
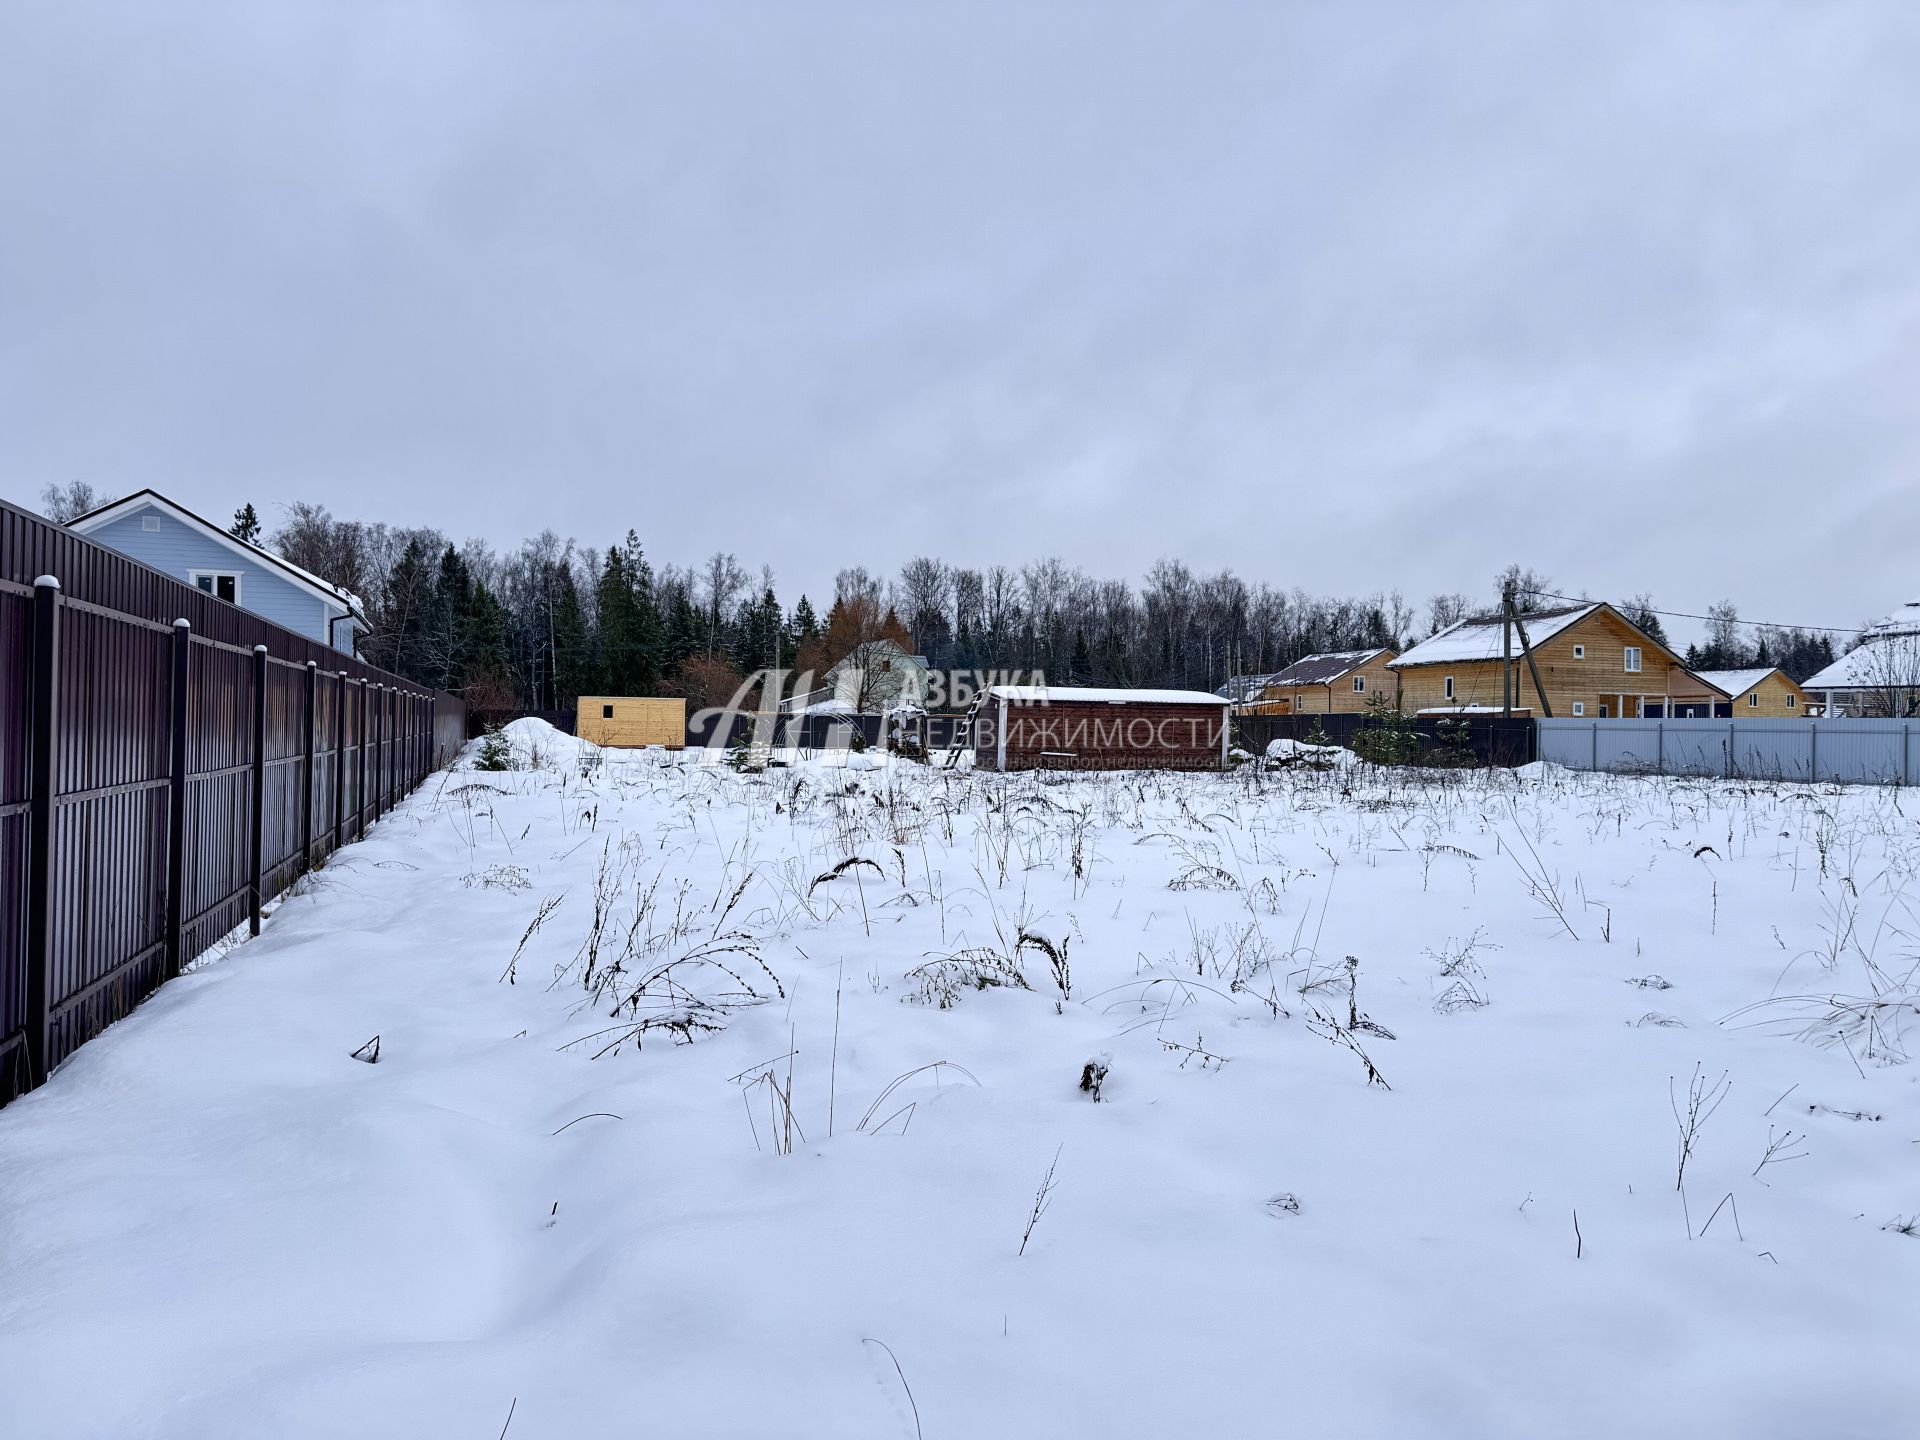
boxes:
[1350,694,1419,766]
[475,727,514,772]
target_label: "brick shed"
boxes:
[975,685,1231,772]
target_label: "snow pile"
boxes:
[1265,736,1356,767]
[2,760,1917,1437]
[463,716,607,773]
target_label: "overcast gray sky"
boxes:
[3,1,1916,632]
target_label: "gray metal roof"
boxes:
[1262,648,1391,688]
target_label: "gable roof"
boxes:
[1863,596,1920,641]
[822,638,928,679]
[1216,673,1284,702]
[1690,667,1786,699]
[65,489,365,621]
[1802,633,1920,691]
[1390,603,1602,669]
[1262,648,1392,689]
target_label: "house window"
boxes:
[1444,676,1455,701]
[603,704,615,719]
[142,516,162,532]
[1623,647,1642,673]
[1599,703,1609,717]
[1572,644,1585,660]
[1353,676,1366,693]
[1747,693,1759,708]
[1572,702,1585,716]
[190,571,241,605]
[1786,694,1796,709]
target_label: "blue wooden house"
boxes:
[66,489,367,654]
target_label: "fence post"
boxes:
[1590,721,1598,771]
[164,619,191,980]
[301,661,316,871]
[1808,721,1818,784]
[371,684,384,822]
[332,671,347,853]
[249,645,267,937]
[357,680,369,837]
[22,576,62,1089]
[1656,722,1664,772]
[1725,721,1735,780]
[1906,722,1913,788]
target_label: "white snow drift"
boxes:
[1,723,1916,1439]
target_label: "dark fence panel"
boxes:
[44,600,173,1075]
[0,586,25,1089]
[684,711,887,752]
[1233,712,1538,767]
[0,498,468,1109]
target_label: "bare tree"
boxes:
[1852,633,1920,717]
[1493,564,1555,613]
[1427,592,1471,635]
[897,556,953,666]
[701,552,749,658]
[39,481,109,523]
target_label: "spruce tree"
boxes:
[229,503,262,544]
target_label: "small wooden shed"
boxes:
[575,696,686,749]
[975,685,1231,772]
[1690,667,1810,719]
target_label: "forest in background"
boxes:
[38,483,1841,712]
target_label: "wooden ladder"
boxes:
[943,693,985,768]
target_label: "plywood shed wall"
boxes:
[575,696,686,749]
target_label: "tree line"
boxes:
[27,482,1852,710]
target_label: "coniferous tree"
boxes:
[425,545,475,691]
[595,543,640,695]
[366,537,435,681]
[229,503,262,544]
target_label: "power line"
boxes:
[1520,588,1861,637]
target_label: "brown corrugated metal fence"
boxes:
[0,499,467,1109]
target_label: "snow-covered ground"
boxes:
[3,721,1917,1438]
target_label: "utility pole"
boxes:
[1507,596,1554,719]
[1501,579,1515,716]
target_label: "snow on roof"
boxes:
[1802,634,1920,691]
[66,488,366,618]
[1862,596,1920,640]
[1391,603,1601,668]
[988,684,1230,706]
[1691,668,1777,698]
[1262,648,1390,688]
[1416,705,1529,715]
[1216,673,1285,702]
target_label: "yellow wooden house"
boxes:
[1239,648,1399,715]
[1389,602,1718,719]
[1691,668,1810,719]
